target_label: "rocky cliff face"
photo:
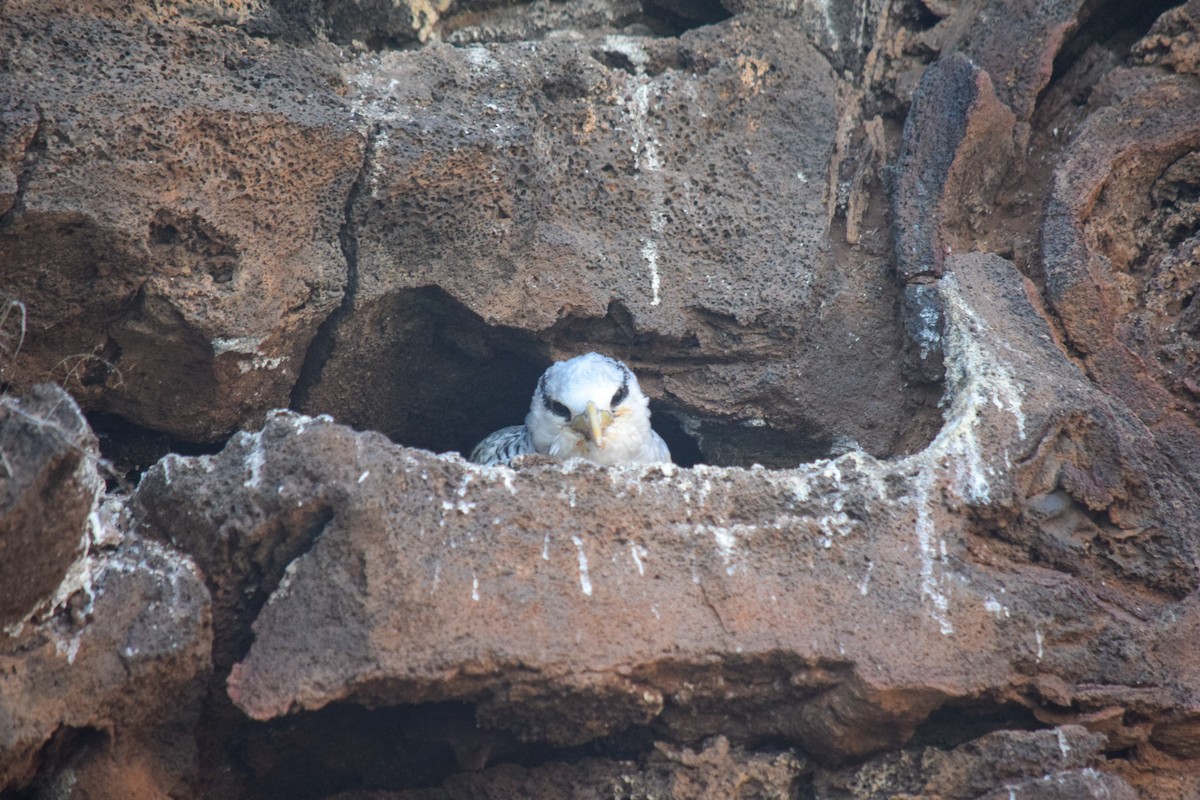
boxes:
[2,0,1199,797]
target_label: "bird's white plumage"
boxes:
[470,352,671,467]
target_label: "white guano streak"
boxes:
[572,535,593,596]
[913,469,953,635]
[899,272,1028,636]
[243,431,265,489]
[618,38,665,308]
[629,543,646,576]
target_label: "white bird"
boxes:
[470,352,671,467]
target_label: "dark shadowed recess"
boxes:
[291,285,710,466]
[293,285,930,469]
[640,0,732,31]
[228,701,655,799]
[86,411,224,488]
[221,698,1058,797]
[7,727,110,800]
[1047,0,1182,86]
[907,699,1043,750]
[264,0,733,49]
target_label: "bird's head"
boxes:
[526,352,652,456]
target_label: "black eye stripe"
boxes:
[544,393,571,419]
[611,380,629,407]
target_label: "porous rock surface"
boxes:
[0,388,211,797]
[0,384,101,630]
[298,12,921,466]
[2,0,1200,797]
[149,254,1196,793]
[0,0,363,441]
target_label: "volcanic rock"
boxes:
[4,0,1200,797]
[0,2,363,441]
[294,13,932,467]
[1040,68,1200,488]
[330,736,806,799]
[0,389,211,795]
[124,255,1200,791]
[0,385,101,630]
[811,725,1134,800]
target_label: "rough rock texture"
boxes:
[4,0,1200,797]
[174,255,1196,757]
[892,53,1016,280]
[934,0,1092,121]
[812,726,1135,799]
[0,384,100,629]
[0,1,363,441]
[1135,0,1200,76]
[296,13,926,466]
[333,736,807,799]
[0,530,212,798]
[1041,69,1200,489]
[0,392,211,796]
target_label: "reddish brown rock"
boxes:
[0,3,363,441]
[125,255,1198,793]
[4,0,1200,797]
[936,0,1090,121]
[295,14,933,467]
[330,736,806,799]
[0,100,38,218]
[132,413,391,670]
[1134,0,1200,76]
[1040,69,1200,489]
[891,53,1016,280]
[812,725,1134,800]
[0,384,210,798]
[0,384,101,630]
[0,504,211,795]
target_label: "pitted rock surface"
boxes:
[330,736,806,799]
[891,53,1016,281]
[936,0,1090,121]
[5,0,1200,797]
[811,725,1133,800]
[128,256,1199,776]
[296,14,929,466]
[0,3,363,440]
[0,385,101,629]
[0,510,211,794]
[1041,69,1200,487]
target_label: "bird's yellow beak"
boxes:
[571,401,613,447]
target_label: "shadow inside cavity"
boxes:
[292,285,944,470]
[230,701,655,799]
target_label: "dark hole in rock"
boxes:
[649,400,705,468]
[1046,0,1181,96]
[8,726,110,800]
[1180,289,1198,316]
[294,286,710,465]
[656,408,829,469]
[295,284,943,469]
[907,699,1043,750]
[640,0,732,32]
[150,222,179,245]
[87,410,224,488]
[231,701,655,798]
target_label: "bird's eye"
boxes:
[612,384,628,407]
[550,400,571,419]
